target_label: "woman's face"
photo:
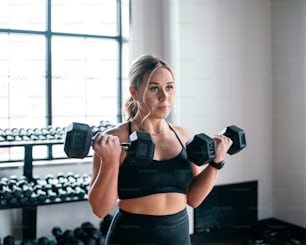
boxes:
[131,67,175,119]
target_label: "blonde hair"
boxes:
[124,54,174,121]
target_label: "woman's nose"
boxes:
[158,89,167,101]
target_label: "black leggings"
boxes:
[105,208,191,245]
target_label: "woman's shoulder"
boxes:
[168,123,192,142]
[104,121,130,142]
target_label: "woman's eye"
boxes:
[166,85,174,91]
[149,87,159,92]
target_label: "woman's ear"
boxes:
[129,86,138,100]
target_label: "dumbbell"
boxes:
[100,214,113,236]
[54,184,68,200]
[19,128,30,141]
[33,128,47,141]
[64,173,86,198]
[0,178,12,201]
[70,182,86,199]
[186,125,246,166]
[62,229,79,245]
[62,182,75,198]
[56,173,68,185]
[37,236,56,245]
[0,177,22,206]
[52,227,83,245]
[3,129,14,141]
[52,226,64,244]
[65,172,77,184]
[77,174,91,194]
[80,222,104,245]
[33,186,48,203]
[64,122,155,166]
[20,239,36,245]
[7,177,23,199]
[3,235,15,245]
[11,128,22,141]
[17,178,34,198]
[43,184,58,201]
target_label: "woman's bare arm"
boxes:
[88,129,124,218]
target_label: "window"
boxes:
[0,0,129,162]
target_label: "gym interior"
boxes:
[1,0,306,244]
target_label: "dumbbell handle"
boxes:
[92,133,130,149]
[92,134,154,166]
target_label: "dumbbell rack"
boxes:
[0,139,88,240]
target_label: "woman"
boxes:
[88,54,233,245]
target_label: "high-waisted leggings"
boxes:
[105,208,191,245]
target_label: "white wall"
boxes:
[271,0,306,227]
[129,0,164,57]
[130,0,306,229]
[129,0,274,230]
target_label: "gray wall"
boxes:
[1,0,306,239]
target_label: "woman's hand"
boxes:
[213,135,233,162]
[92,133,122,166]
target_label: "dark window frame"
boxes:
[0,0,124,126]
[0,0,125,163]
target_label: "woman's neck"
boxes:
[132,117,168,136]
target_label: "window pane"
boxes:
[52,0,117,36]
[0,0,46,31]
[52,36,119,126]
[0,34,46,129]
[0,87,9,129]
[0,146,24,162]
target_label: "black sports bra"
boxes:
[117,121,193,199]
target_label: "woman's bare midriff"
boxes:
[118,193,187,215]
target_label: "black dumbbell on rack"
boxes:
[100,214,114,237]
[0,178,12,207]
[44,174,66,201]
[43,184,57,201]
[77,174,91,194]
[3,235,15,245]
[49,219,113,245]
[0,176,21,206]
[64,173,86,199]
[8,176,23,200]
[64,122,156,166]
[52,226,87,245]
[54,172,87,200]
[186,125,247,166]
[17,177,34,199]
[3,129,14,141]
